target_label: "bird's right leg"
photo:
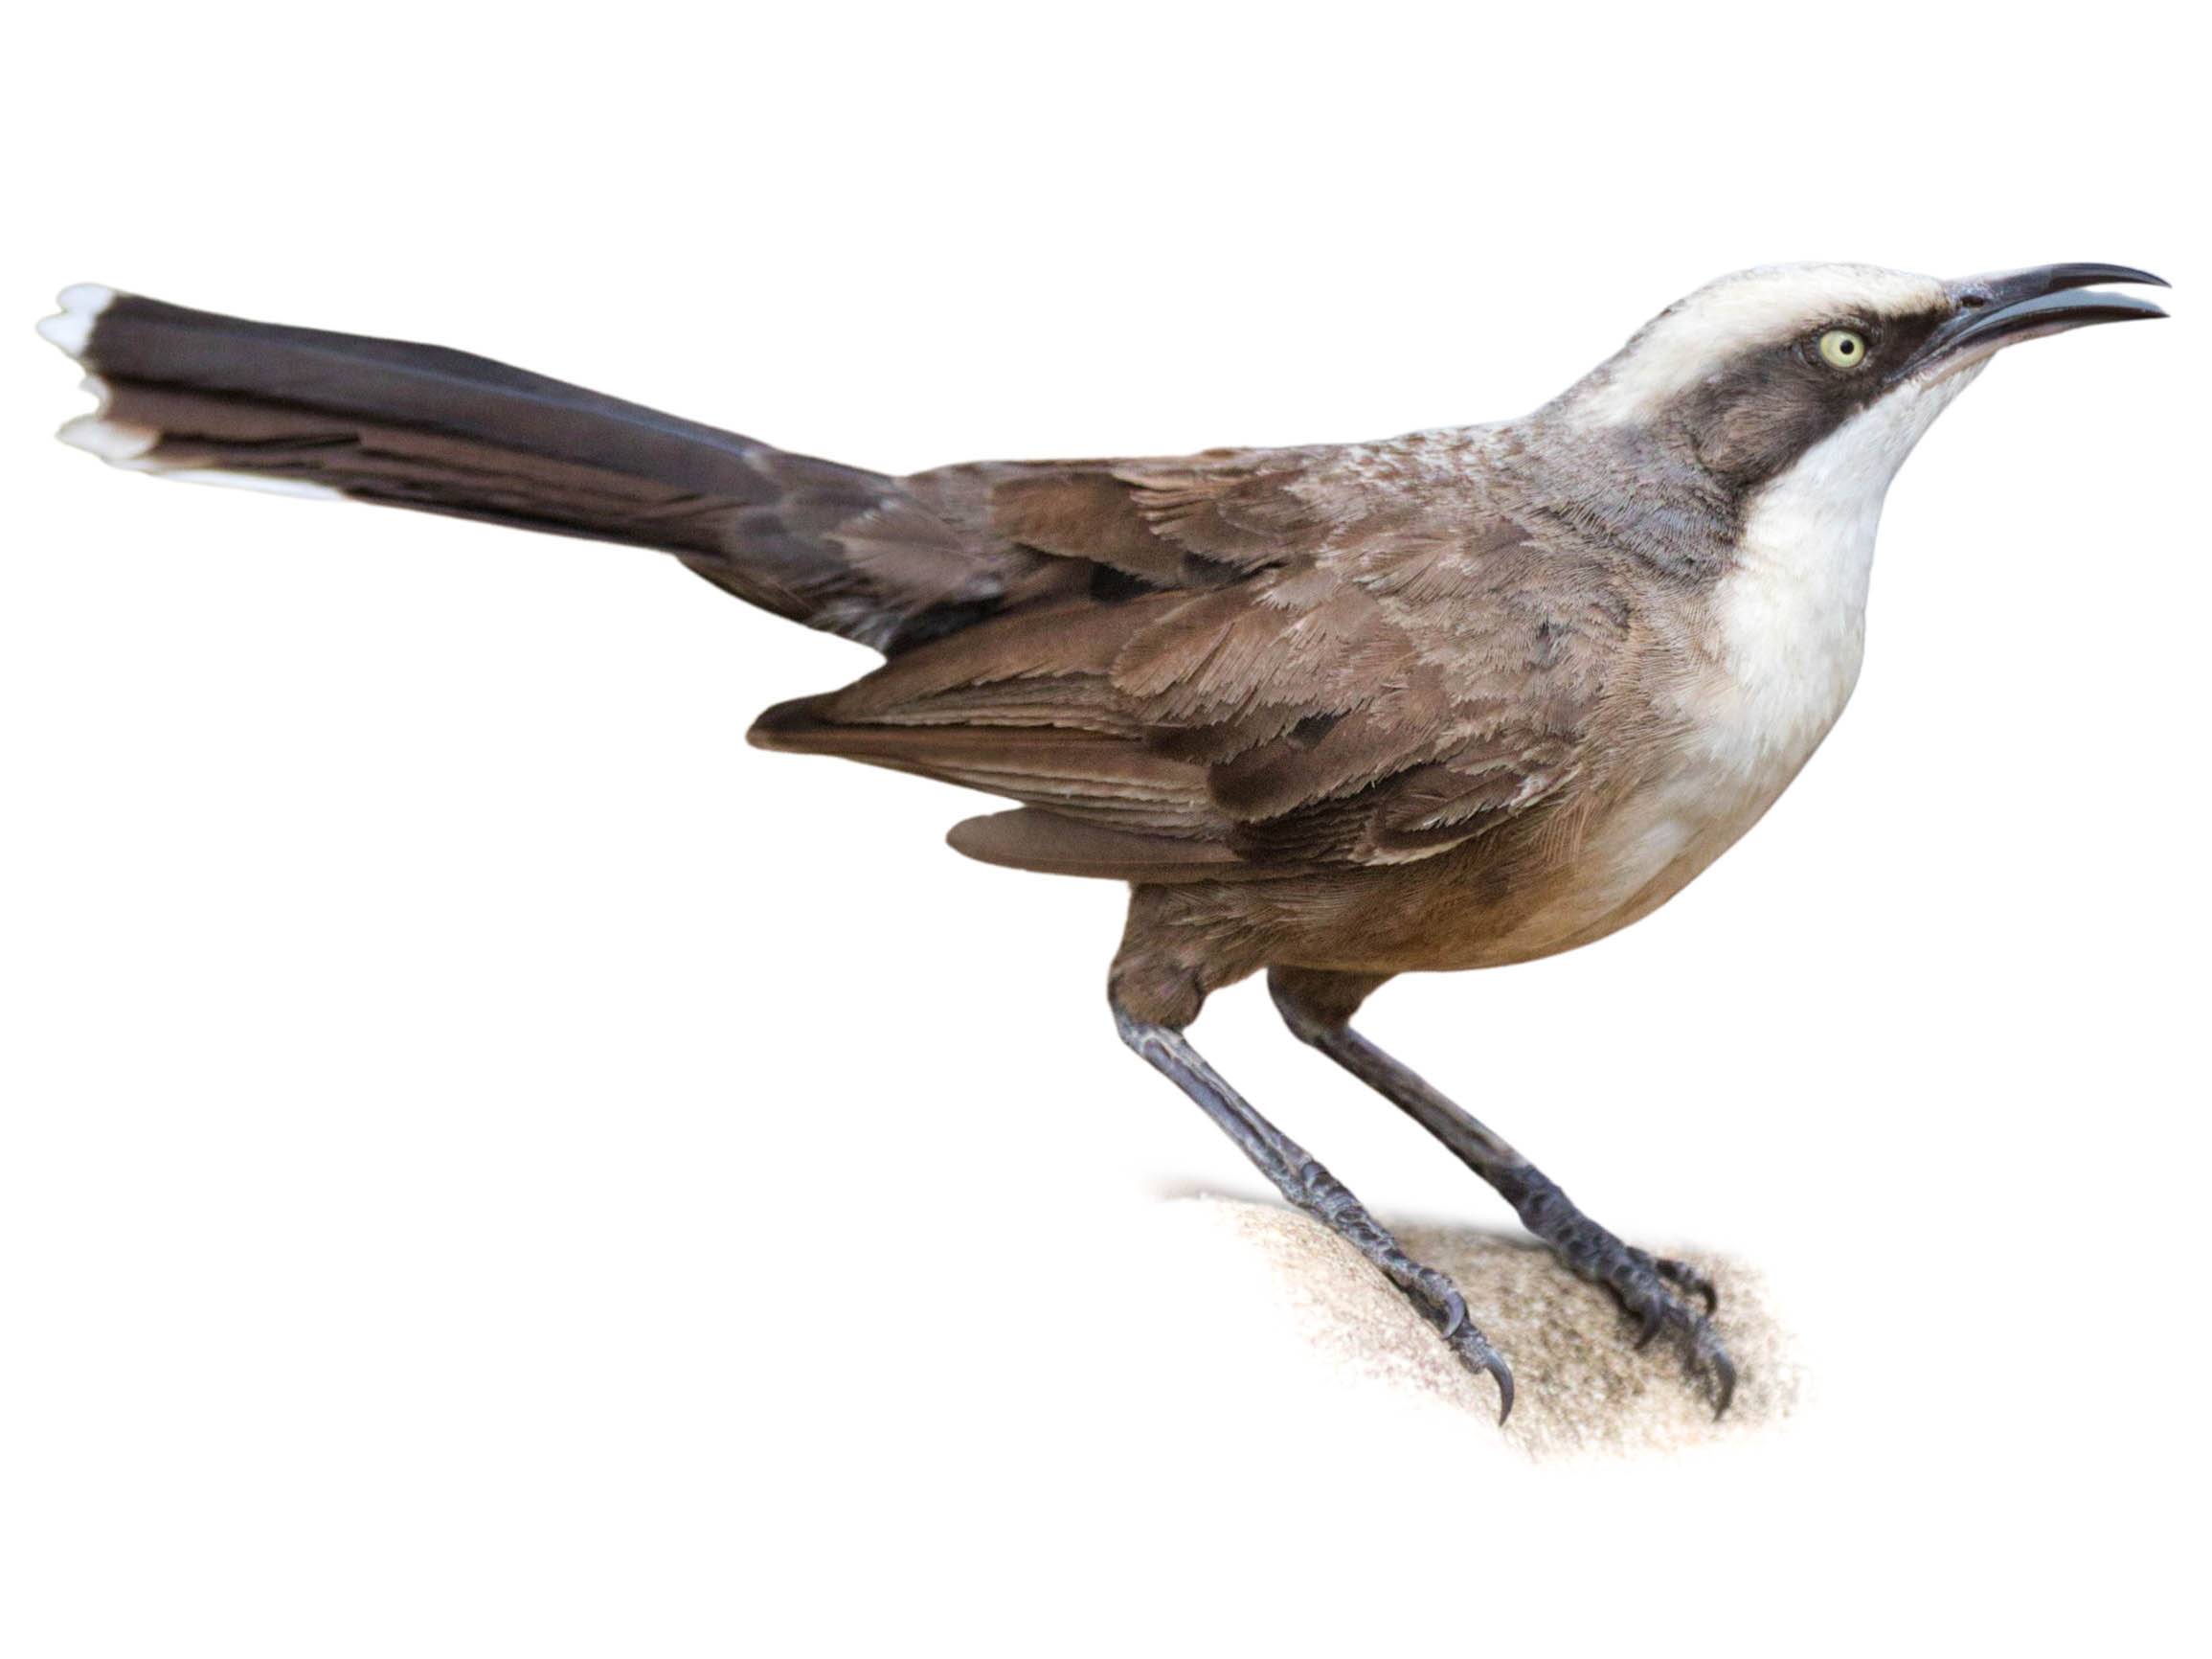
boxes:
[1268,966,1735,1415]
[1109,997,1515,1420]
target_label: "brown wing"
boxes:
[749,439,1625,877]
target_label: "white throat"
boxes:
[1704,364,1986,780]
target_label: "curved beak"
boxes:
[1902,262,2168,380]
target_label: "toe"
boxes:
[1431,1282,1468,1339]
[1400,1262,1468,1337]
[1446,1325,1516,1424]
[1657,1256,1721,1316]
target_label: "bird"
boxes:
[38,261,2167,1420]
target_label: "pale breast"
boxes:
[1551,365,1999,945]
[1479,393,1928,962]
[1494,732,1815,964]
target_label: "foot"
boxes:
[1398,1263,1518,1423]
[1294,1157,1519,1420]
[1491,1162,1737,1416]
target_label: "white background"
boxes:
[4,4,2204,1653]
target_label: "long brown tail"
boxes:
[38,284,1007,652]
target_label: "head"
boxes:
[1558,261,2166,501]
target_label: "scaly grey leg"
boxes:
[1112,1000,1515,1421]
[1269,969,1735,1416]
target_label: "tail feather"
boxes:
[39,284,1008,652]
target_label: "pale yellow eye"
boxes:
[1818,329,1868,370]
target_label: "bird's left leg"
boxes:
[1268,967,1736,1414]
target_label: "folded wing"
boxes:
[752,440,1624,878]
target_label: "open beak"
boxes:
[1904,262,2169,380]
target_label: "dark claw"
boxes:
[1433,1284,1467,1339]
[1394,1261,1469,1339]
[1435,1315,1515,1423]
[1707,1342,1738,1420]
[1674,1311,1738,1418]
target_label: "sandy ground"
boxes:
[1181,1194,1802,1458]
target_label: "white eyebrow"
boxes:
[1573,263,1949,426]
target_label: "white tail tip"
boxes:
[37,284,119,358]
[57,410,345,502]
[58,413,158,463]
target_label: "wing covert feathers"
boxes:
[759,438,1623,876]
